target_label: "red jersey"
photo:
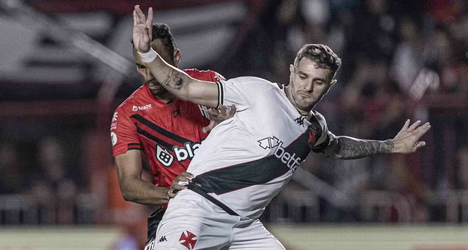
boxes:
[111,69,223,188]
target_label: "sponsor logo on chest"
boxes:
[156,141,202,167]
[173,141,201,162]
[132,104,152,111]
[258,136,302,172]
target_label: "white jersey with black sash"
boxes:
[187,76,330,219]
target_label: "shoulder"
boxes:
[115,85,147,113]
[223,76,278,90]
[308,110,331,149]
[184,68,225,82]
[311,110,327,126]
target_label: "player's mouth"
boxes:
[297,92,311,99]
[146,80,162,89]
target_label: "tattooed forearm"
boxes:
[326,136,394,159]
[162,69,186,89]
[162,71,172,86]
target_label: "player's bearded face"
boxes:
[287,58,334,115]
[133,45,174,97]
[145,78,166,95]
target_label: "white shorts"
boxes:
[152,190,285,250]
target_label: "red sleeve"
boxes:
[184,69,225,82]
[110,107,141,157]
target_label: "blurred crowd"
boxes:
[1,0,468,234]
[247,0,468,223]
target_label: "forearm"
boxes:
[143,50,193,100]
[119,176,169,205]
[325,136,394,159]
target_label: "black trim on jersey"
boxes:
[131,114,194,145]
[187,183,239,216]
[309,114,328,153]
[192,132,311,195]
[136,127,174,150]
[128,143,142,150]
[215,81,223,108]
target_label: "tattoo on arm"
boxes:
[173,71,184,87]
[325,136,394,159]
[162,69,185,89]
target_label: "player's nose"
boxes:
[144,68,154,81]
[304,81,314,92]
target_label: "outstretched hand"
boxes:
[133,5,153,53]
[202,104,237,133]
[392,119,431,153]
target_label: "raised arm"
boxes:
[323,120,431,159]
[133,5,219,108]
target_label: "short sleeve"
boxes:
[216,77,276,110]
[110,108,141,157]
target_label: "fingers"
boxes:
[202,121,215,133]
[207,108,220,119]
[218,105,227,116]
[402,119,410,130]
[134,5,144,24]
[229,104,237,116]
[168,189,178,198]
[414,141,426,149]
[169,172,194,198]
[175,172,194,182]
[147,7,153,38]
[408,120,422,132]
[414,122,431,138]
[171,183,187,192]
[134,5,150,27]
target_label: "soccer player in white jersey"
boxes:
[133,6,431,250]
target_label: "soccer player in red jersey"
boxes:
[110,23,233,248]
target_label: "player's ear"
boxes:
[174,49,181,67]
[289,64,294,74]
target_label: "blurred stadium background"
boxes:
[1,0,468,249]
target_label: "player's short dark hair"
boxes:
[294,44,341,77]
[132,23,177,59]
[151,23,177,54]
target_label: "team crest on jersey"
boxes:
[156,144,174,167]
[110,132,117,146]
[179,230,197,249]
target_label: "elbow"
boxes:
[323,148,341,160]
[119,181,136,202]
[120,189,134,202]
